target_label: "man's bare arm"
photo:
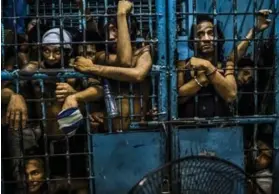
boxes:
[74,50,152,83]
[228,28,253,63]
[177,60,208,104]
[228,9,271,63]
[206,61,237,103]
[178,76,209,104]
[2,87,16,104]
[74,85,103,103]
[95,1,133,67]
[116,1,133,66]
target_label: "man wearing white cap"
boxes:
[21,28,103,137]
[4,28,103,188]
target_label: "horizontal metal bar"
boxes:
[2,39,159,47]
[175,12,279,16]
[2,177,95,184]
[130,115,278,129]
[176,38,277,43]
[1,67,161,80]
[1,13,162,20]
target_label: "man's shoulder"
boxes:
[134,45,151,57]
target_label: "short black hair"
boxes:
[237,57,254,68]
[188,14,225,62]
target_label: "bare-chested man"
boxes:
[24,27,103,137]
[2,28,103,187]
[74,0,152,132]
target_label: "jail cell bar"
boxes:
[274,0,279,193]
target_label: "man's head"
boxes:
[255,140,272,171]
[189,14,225,61]
[237,57,254,87]
[97,9,138,53]
[25,158,45,193]
[76,30,103,61]
[42,28,72,67]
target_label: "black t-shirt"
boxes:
[178,59,232,118]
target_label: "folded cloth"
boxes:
[254,169,272,194]
[57,107,83,137]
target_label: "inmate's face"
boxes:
[25,159,45,193]
[255,141,272,170]
[195,21,215,55]
[42,45,62,66]
[78,44,96,61]
[27,19,37,33]
[237,66,254,87]
[108,23,118,52]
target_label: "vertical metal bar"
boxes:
[58,0,65,69]
[103,0,113,133]
[192,0,199,117]
[43,3,46,25]
[273,1,279,194]
[78,1,82,31]
[12,0,19,71]
[1,23,4,69]
[85,103,95,193]
[11,2,24,191]
[213,0,219,117]
[151,76,156,111]
[39,79,49,192]
[129,84,134,121]
[117,83,123,131]
[148,0,153,38]
[66,136,72,194]
[69,1,73,27]
[139,0,143,37]
[52,3,55,27]
[253,0,258,115]
[233,0,238,116]
[155,0,167,122]
[181,0,187,33]
[252,0,259,162]
[79,0,95,193]
[36,0,42,70]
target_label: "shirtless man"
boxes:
[74,0,152,132]
[23,27,103,137]
[2,28,103,188]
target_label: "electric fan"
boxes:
[129,156,266,194]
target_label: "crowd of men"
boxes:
[1,0,274,193]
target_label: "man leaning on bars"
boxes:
[1,27,103,190]
[73,0,153,132]
[177,9,271,118]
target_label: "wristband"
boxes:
[206,67,217,77]
[194,76,204,87]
